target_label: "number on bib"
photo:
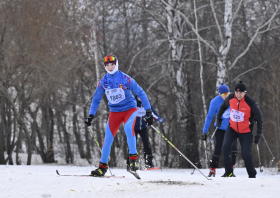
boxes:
[105,88,126,104]
[230,109,244,122]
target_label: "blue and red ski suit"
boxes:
[89,70,151,163]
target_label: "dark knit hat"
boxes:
[218,83,229,94]
[235,81,247,92]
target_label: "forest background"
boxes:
[0,0,280,170]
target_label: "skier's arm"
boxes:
[202,100,217,133]
[89,86,105,116]
[129,78,151,110]
[217,95,230,121]
[252,102,263,136]
[151,106,163,123]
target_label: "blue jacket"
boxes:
[134,96,163,130]
[203,95,230,133]
[89,71,151,115]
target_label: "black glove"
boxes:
[85,114,94,126]
[202,133,207,141]
[254,135,261,144]
[216,117,223,128]
[145,109,153,126]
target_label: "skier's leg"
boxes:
[92,112,123,176]
[231,139,238,166]
[210,129,225,168]
[138,127,153,167]
[239,132,257,178]
[123,108,138,171]
[208,129,225,177]
[123,108,138,154]
[100,112,123,163]
[222,127,237,175]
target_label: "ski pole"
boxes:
[150,125,211,180]
[191,127,218,174]
[262,134,275,165]
[91,131,114,176]
[256,144,263,172]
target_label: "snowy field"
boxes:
[0,164,279,198]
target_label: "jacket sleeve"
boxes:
[151,106,159,119]
[217,96,230,121]
[202,99,217,133]
[89,86,105,116]
[129,78,151,110]
[252,102,263,136]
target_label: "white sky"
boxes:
[1,164,279,198]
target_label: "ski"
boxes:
[126,165,141,179]
[127,169,141,179]
[56,170,125,178]
[142,167,160,171]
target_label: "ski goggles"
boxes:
[221,92,230,96]
[104,55,116,63]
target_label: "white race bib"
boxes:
[222,109,230,119]
[136,107,146,117]
[105,88,125,104]
[230,109,244,122]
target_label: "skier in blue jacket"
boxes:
[126,96,163,169]
[85,55,153,177]
[202,83,237,177]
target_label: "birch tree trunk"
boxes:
[165,0,198,167]
[194,0,207,118]
[215,0,232,90]
[193,0,208,168]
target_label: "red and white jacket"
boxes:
[217,93,263,135]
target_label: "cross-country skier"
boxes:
[85,55,153,177]
[217,81,263,178]
[202,83,237,177]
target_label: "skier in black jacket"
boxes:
[216,81,263,178]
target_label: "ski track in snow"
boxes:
[1,165,280,198]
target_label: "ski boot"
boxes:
[144,163,154,169]
[249,169,257,178]
[129,153,139,171]
[207,168,216,177]
[90,162,108,177]
[221,172,234,177]
[145,155,154,168]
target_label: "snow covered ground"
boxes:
[1,165,279,198]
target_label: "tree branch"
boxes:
[230,61,267,83]
[210,0,224,45]
[161,0,219,56]
[127,39,166,74]
[229,3,280,70]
